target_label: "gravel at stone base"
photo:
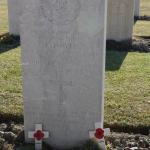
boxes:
[0,123,149,150]
[105,132,150,150]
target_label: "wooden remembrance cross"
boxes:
[28,124,49,150]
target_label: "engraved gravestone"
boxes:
[107,0,134,41]
[134,0,140,17]
[21,0,107,148]
[7,0,20,35]
[7,0,26,35]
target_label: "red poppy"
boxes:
[34,130,44,141]
[94,128,104,139]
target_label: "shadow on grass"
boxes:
[0,32,20,54]
[1,113,149,135]
[104,122,150,135]
[134,15,150,21]
[106,37,150,71]
[134,18,138,24]
[106,50,128,71]
[135,35,150,39]
[0,113,23,124]
[106,40,129,71]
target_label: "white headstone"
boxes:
[107,0,135,41]
[21,0,107,149]
[134,0,140,17]
[7,0,24,35]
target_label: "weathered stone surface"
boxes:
[134,0,140,17]
[21,0,107,149]
[7,0,26,35]
[107,0,134,41]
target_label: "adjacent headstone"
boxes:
[21,0,107,149]
[134,0,140,17]
[107,0,135,41]
[7,0,24,35]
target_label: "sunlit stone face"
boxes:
[40,0,81,24]
[21,0,107,148]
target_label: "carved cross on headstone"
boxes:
[28,124,49,150]
[89,122,110,149]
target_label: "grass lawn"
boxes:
[0,0,8,34]
[133,0,150,37]
[0,0,150,133]
[134,21,150,37]
[105,51,150,133]
[0,0,22,122]
[0,46,23,122]
[140,0,150,16]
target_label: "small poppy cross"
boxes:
[89,122,110,149]
[28,124,49,150]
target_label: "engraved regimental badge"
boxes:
[40,0,81,25]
